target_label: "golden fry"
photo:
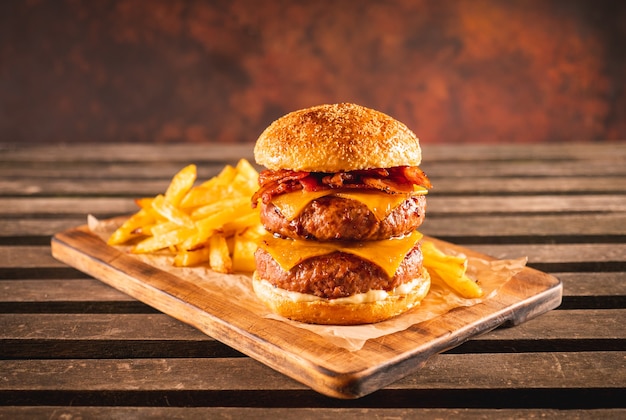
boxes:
[179,185,225,209]
[222,210,261,237]
[151,194,195,228]
[132,226,196,254]
[209,234,232,274]
[200,164,236,188]
[232,226,264,272]
[149,220,181,237]
[174,246,211,267]
[134,197,154,210]
[107,208,155,245]
[190,197,250,220]
[164,164,197,207]
[233,159,259,193]
[422,241,483,298]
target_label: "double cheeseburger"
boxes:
[251,103,432,325]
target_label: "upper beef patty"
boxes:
[260,194,426,241]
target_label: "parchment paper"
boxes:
[88,215,526,351]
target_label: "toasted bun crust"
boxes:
[254,103,422,172]
[252,268,430,325]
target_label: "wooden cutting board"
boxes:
[51,224,562,399]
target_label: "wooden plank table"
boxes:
[1,143,625,418]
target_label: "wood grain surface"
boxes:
[1,143,625,417]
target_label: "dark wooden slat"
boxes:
[0,407,620,420]
[1,310,622,351]
[559,272,626,297]
[0,246,90,279]
[0,278,153,313]
[419,143,626,162]
[468,244,626,266]
[557,272,626,309]
[0,312,233,359]
[421,160,626,177]
[422,214,626,243]
[0,161,229,180]
[0,218,88,244]
[0,313,205,340]
[0,246,68,268]
[0,279,132,302]
[0,198,136,216]
[3,143,626,163]
[0,143,256,163]
[428,195,626,214]
[1,355,624,408]
[1,352,623,392]
[480,309,625,340]
[0,179,172,196]
[431,177,626,194]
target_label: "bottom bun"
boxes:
[252,268,430,325]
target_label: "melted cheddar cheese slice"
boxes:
[270,188,427,222]
[257,230,423,277]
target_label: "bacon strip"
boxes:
[251,166,431,207]
[398,166,433,189]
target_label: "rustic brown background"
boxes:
[1,0,625,144]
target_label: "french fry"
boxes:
[148,220,181,237]
[235,158,259,181]
[422,241,483,299]
[190,197,250,220]
[174,246,211,267]
[151,194,195,228]
[132,226,196,254]
[233,159,259,193]
[182,202,252,251]
[107,208,155,245]
[164,164,197,206]
[199,164,237,188]
[179,185,225,210]
[134,197,155,210]
[232,225,264,272]
[222,210,261,237]
[209,233,232,273]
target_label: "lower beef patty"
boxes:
[254,244,424,299]
[260,194,426,241]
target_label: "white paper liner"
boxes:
[88,215,527,352]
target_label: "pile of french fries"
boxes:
[108,159,264,273]
[108,160,483,298]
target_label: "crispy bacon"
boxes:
[321,172,355,188]
[398,166,433,189]
[362,177,414,193]
[258,169,310,185]
[251,166,431,207]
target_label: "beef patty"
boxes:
[260,194,426,241]
[254,244,424,299]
